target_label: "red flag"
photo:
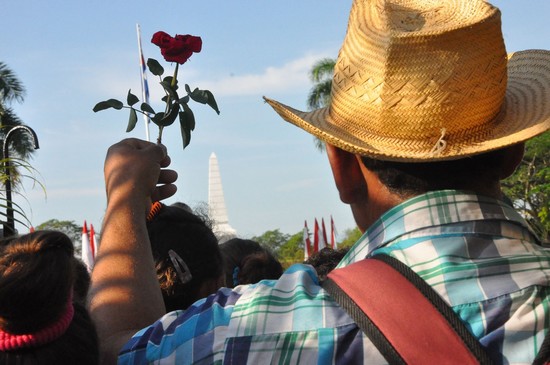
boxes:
[331,215,338,248]
[313,219,320,253]
[303,220,312,260]
[320,218,328,251]
[81,221,94,272]
[90,224,97,259]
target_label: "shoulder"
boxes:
[118,264,330,363]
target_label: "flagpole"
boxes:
[136,23,151,141]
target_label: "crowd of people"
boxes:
[1,0,549,363]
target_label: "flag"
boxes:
[137,24,151,141]
[90,223,98,259]
[320,218,328,251]
[303,220,312,261]
[81,221,94,272]
[330,215,338,248]
[29,226,35,233]
[313,219,320,253]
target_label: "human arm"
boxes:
[88,138,178,365]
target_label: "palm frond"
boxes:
[0,62,26,104]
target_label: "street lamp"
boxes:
[2,125,39,237]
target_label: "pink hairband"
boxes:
[0,294,74,351]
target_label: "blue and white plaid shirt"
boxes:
[119,191,550,364]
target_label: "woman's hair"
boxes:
[0,231,99,365]
[147,203,224,311]
[219,238,283,288]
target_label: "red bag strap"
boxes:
[323,254,494,365]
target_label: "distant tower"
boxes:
[208,153,237,242]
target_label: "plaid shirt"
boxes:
[119,191,550,364]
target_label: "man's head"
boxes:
[264,0,550,227]
[265,0,549,161]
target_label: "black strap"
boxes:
[322,254,494,364]
[533,330,550,365]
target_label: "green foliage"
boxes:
[278,232,305,269]
[0,156,45,233]
[307,58,336,153]
[0,62,38,188]
[337,227,362,249]
[251,229,291,258]
[502,132,550,242]
[36,219,83,255]
[252,226,362,269]
[36,219,81,242]
[93,57,219,150]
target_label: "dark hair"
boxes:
[360,148,509,197]
[304,247,350,282]
[219,238,283,288]
[147,205,223,311]
[0,231,99,365]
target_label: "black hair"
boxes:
[360,148,509,197]
[0,231,99,365]
[219,238,283,288]
[147,205,223,311]
[304,247,350,282]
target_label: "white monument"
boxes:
[208,153,237,242]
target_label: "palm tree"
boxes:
[0,62,36,176]
[0,62,41,235]
[307,58,336,152]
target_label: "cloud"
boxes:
[197,52,331,97]
[83,51,333,102]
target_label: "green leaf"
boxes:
[93,99,124,112]
[126,108,138,132]
[151,112,165,127]
[155,104,180,127]
[127,90,140,106]
[204,90,220,115]
[147,58,164,76]
[181,103,195,131]
[140,103,155,114]
[188,87,221,115]
[188,87,209,104]
[178,110,193,149]
[178,95,190,104]
[160,80,179,100]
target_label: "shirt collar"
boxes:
[337,190,537,267]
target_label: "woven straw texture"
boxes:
[265,0,550,161]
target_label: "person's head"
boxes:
[219,238,283,288]
[147,202,224,311]
[0,231,99,365]
[265,0,550,228]
[305,247,350,282]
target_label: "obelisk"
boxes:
[208,153,237,242]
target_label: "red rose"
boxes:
[151,31,202,64]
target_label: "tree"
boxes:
[337,227,362,249]
[307,58,336,153]
[0,62,38,185]
[277,232,305,268]
[251,229,291,258]
[502,132,550,243]
[36,219,83,255]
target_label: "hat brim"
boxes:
[265,50,550,162]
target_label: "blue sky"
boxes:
[1,1,549,238]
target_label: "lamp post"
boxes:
[2,125,39,237]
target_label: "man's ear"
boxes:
[500,142,525,179]
[325,144,368,204]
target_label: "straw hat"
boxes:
[264,0,550,162]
